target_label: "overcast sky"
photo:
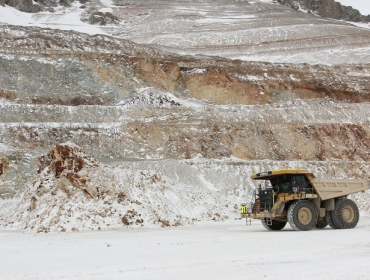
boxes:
[338,0,370,15]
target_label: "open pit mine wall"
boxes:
[1,27,370,198]
[1,104,370,198]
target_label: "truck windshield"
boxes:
[269,175,310,193]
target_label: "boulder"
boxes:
[81,11,121,26]
[317,0,341,19]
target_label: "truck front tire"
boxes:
[261,219,287,230]
[288,200,318,231]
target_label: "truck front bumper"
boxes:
[241,212,283,219]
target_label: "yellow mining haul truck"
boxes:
[240,169,370,231]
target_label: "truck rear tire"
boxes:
[326,211,339,229]
[288,200,318,231]
[331,198,359,229]
[261,219,287,230]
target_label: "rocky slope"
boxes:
[0,1,370,231]
[2,0,370,65]
[109,0,370,64]
[4,0,370,22]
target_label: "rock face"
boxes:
[1,26,369,106]
[3,0,76,12]
[277,0,369,21]
[318,0,365,21]
[4,0,42,12]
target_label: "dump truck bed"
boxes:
[311,179,370,201]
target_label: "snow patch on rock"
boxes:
[119,88,182,107]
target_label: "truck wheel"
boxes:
[288,200,318,231]
[326,211,339,229]
[331,198,359,229]
[315,218,328,229]
[261,219,287,230]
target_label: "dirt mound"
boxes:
[0,143,229,232]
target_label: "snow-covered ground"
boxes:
[0,2,104,35]
[1,217,370,280]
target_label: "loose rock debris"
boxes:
[0,143,230,232]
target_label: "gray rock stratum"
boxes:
[1,26,370,106]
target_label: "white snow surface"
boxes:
[117,88,206,108]
[118,88,182,107]
[0,3,105,35]
[1,217,370,280]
